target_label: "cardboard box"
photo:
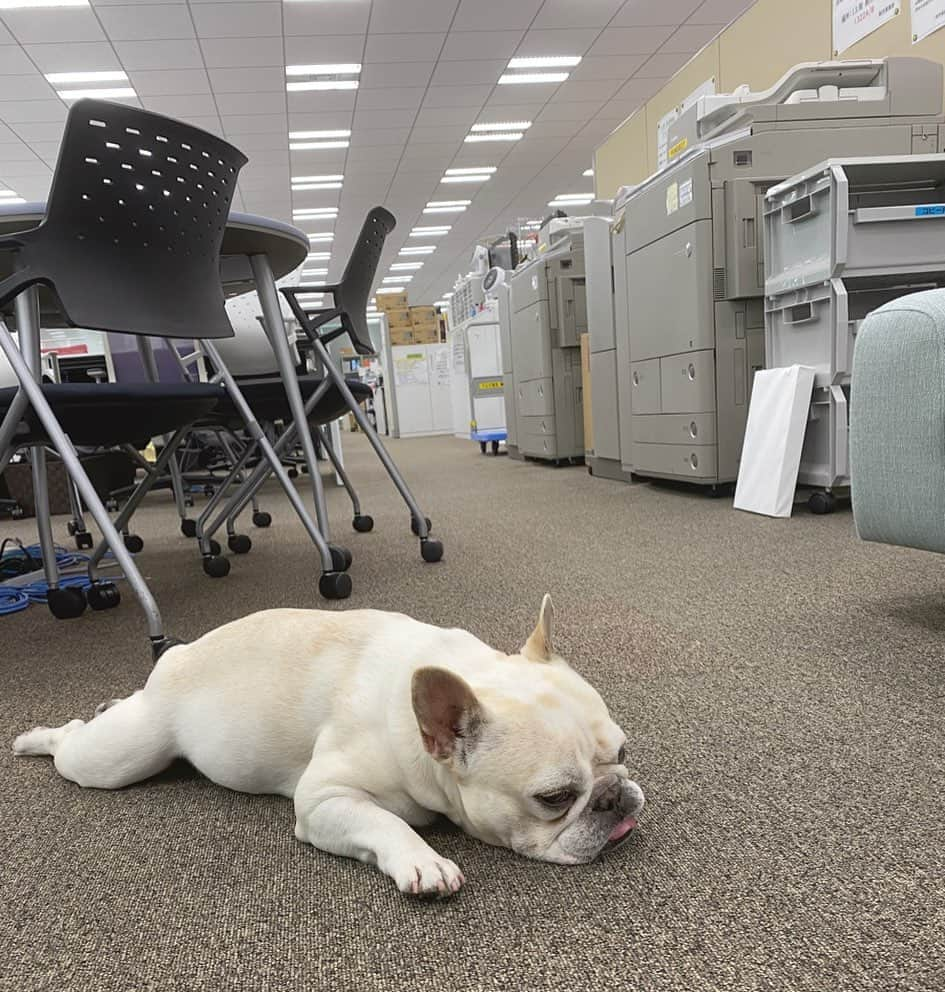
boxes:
[580,333,593,455]
[409,306,436,324]
[385,307,413,329]
[376,291,408,311]
[389,327,418,347]
[410,324,439,344]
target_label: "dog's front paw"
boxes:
[391,853,465,897]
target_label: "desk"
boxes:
[0,202,340,531]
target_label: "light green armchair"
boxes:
[850,289,945,552]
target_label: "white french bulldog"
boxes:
[13,596,644,896]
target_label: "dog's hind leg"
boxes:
[13,690,176,790]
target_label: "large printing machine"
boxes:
[587,56,945,490]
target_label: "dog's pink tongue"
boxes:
[608,816,637,842]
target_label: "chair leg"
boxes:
[310,337,441,559]
[201,342,349,595]
[250,251,332,540]
[320,430,364,519]
[0,319,168,650]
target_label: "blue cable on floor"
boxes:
[1,543,122,613]
[0,587,30,615]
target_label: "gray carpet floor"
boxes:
[1,434,943,992]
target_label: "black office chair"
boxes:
[0,99,349,656]
[282,207,443,563]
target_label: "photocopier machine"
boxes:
[586,56,945,488]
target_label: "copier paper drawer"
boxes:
[659,350,716,414]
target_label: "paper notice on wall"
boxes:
[665,182,679,215]
[451,333,466,374]
[430,345,451,387]
[395,353,428,386]
[679,178,693,207]
[833,0,900,54]
[912,0,945,40]
[657,108,678,171]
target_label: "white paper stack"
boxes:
[734,365,816,518]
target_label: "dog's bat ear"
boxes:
[411,667,483,763]
[522,593,555,662]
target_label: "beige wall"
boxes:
[594,0,945,199]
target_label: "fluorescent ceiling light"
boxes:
[434,300,449,307]
[507,56,581,69]
[290,140,349,150]
[498,72,569,85]
[291,181,343,190]
[45,70,127,84]
[552,193,594,201]
[287,81,358,91]
[286,63,361,76]
[549,198,592,207]
[445,166,497,175]
[0,189,21,198]
[0,0,87,7]
[410,226,450,236]
[464,133,523,143]
[383,275,411,283]
[423,205,466,213]
[444,292,454,298]
[303,268,328,275]
[307,233,334,242]
[377,287,405,294]
[391,262,423,270]
[583,168,594,177]
[306,252,331,260]
[441,175,490,183]
[0,196,25,203]
[289,131,350,140]
[291,173,343,182]
[427,200,470,207]
[57,87,137,100]
[470,122,531,132]
[399,245,436,255]
[293,207,338,216]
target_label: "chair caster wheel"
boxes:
[329,544,353,571]
[87,582,121,611]
[202,555,230,578]
[181,519,197,538]
[808,491,836,515]
[203,538,221,556]
[75,532,94,550]
[123,534,144,553]
[319,571,352,600]
[47,586,86,619]
[67,521,77,536]
[252,511,272,528]
[410,515,432,536]
[352,514,374,533]
[420,538,444,563]
[228,534,252,554]
[288,467,299,479]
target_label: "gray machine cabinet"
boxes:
[496,283,519,455]
[590,349,621,462]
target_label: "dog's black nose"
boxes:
[591,777,621,813]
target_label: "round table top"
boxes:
[0,202,309,296]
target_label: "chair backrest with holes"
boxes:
[24,99,248,339]
[333,207,395,355]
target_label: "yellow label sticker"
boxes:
[665,182,679,216]
[669,137,688,159]
[477,380,503,391]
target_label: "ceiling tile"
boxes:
[23,42,121,74]
[661,23,724,52]
[636,51,692,77]
[360,62,436,89]
[141,93,220,118]
[430,59,505,87]
[287,90,356,115]
[227,130,286,151]
[612,0,702,26]
[113,40,205,71]
[527,119,587,138]
[130,69,211,96]
[688,0,756,25]
[422,84,492,109]
[487,84,560,106]
[439,29,523,60]
[370,0,459,33]
[349,127,411,146]
[514,27,602,57]
[95,4,196,42]
[610,75,667,105]
[554,78,623,102]
[452,0,542,33]
[344,158,398,176]
[586,25,675,56]
[532,0,624,29]
[0,100,67,124]
[215,90,286,115]
[222,114,289,136]
[567,55,645,81]
[191,2,281,39]
[537,100,609,122]
[284,34,365,64]
[0,45,37,75]
[287,111,353,131]
[1,9,106,45]
[409,124,467,143]
[201,36,284,68]
[353,108,417,129]
[208,66,284,93]
[477,100,544,119]
[0,142,44,163]
[363,33,446,63]
[355,87,425,111]
[0,76,57,102]
[413,105,479,127]
[283,0,371,36]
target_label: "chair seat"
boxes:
[0,382,226,447]
[206,376,372,427]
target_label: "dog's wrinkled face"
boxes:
[411,595,645,864]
